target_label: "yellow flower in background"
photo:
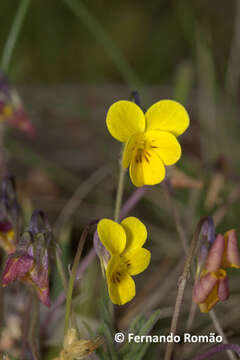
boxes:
[106,100,190,187]
[0,226,15,253]
[97,217,151,305]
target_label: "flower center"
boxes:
[110,257,129,284]
[133,135,153,164]
[111,271,122,284]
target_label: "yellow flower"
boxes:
[97,217,151,305]
[106,100,189,186]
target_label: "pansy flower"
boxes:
[193,230,240,312]
[106,100,189,186]
[97,217,151,305]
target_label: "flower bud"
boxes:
[198,216,215,265]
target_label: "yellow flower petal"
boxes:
[145,100,190,137]
[145,130,181,165]
[129,148,165,187]
[123,248,151,276]
[106,101,145,142]
[121,217,147,254]
[106,256,135,305]
[97,219,126,255]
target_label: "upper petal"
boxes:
[106,101,145,142]
[205,234,225,272]
[106,256,135,305]
[129,148,165,187]
[223,229,240,269]
[121,217,147,254]
[145,130,181,165]
[97,219,126,255]
[145,100,190,137]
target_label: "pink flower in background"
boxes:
[0,71,35,136]
[2,210,53,307]
[193,229,240,312]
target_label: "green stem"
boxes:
[1,0,31,72]
[114,161,126,222]
[56,246,79,331]
[64,225,90,336]
[55,248,68,295]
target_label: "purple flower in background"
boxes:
[2,250,34,285]
[2,210,53,307]
[198,216,215,266]
[0,71,35,136]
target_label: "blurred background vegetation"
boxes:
[0,0,235,85]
